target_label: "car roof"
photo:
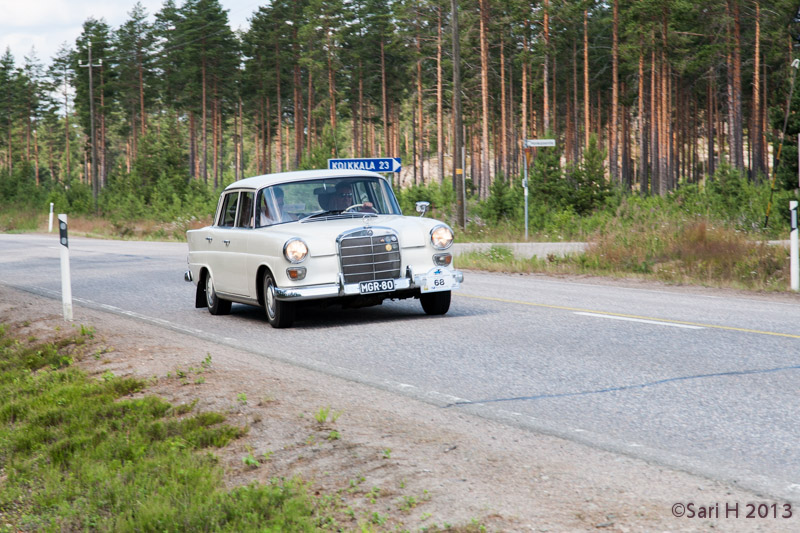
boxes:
[224,169,388,191]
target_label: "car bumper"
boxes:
[274,269,463,301]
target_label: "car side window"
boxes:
[219,192,239,227]
[237,191,254,228]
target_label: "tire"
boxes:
[263,270,295,328]
[420,290,451,316]
[205,272,231,315]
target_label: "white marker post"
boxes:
[58,214,73,320]
[791,201,799,292]
[48,203,54,232]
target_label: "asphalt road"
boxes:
[2,233,800,503]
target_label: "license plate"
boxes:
[359,279,395,294]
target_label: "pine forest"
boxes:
[2,0,800,232]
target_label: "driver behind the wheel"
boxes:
[331,182,374,212]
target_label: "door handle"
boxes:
[206,236,213,242]
[223,239,231,246]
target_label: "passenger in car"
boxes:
[239,194,253,228]
[259,186,293,226]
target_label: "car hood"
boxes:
[262,215,448,256]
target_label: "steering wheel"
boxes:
[344,203,376,213]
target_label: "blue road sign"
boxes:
[328,157,401,173]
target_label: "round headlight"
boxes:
[430,225,454,250]
[283,238,308,263]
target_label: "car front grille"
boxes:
[339,230,402,284]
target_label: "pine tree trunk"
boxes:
[660,45,668,194]
[100,76,106,190]
[138,47,146,138]
[543,0,550,134]
[202,57,208,183]
[416,15,424,184]
[327,31,337,138]
[610,0,619,183]
[522,27,528,146]
[731,0,744,169]
[275,39,283,173]
[358,65,364,157]
[266,96,272,174]
[308,68,315,157]
[638,47,647,194]
[651,46,659,194]
[500,37,507,178]
[752,1,763,180]
[294,64,303,169]
[479,0,490,198]
[381,40,389,156]
[572,40,579,163]
[437,6,444,181]
[189,112,196,179]
[34,126,39,186]
[584,10,590,151]
[213,88,219,188]
[621,84,630,189]
[65,92,70,182]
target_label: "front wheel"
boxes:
[263,270,295,328]
[205,272,231,315]
[420,290,451,316]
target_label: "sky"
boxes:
[0,0,263,68]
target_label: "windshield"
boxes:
[255,177,401,226]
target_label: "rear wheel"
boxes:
[420,290,451,315]
[263,270,295,328]
[205,272,231,315]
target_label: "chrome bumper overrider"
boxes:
[274,270,463,301]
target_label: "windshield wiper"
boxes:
[300,210,379,222]
[299,210,339,222]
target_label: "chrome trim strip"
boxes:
[275,276,414,301]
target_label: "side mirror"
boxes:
[415,201,430,217]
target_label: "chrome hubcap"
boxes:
[266,280,276,319]
[206,276,216,306]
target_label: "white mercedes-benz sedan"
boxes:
[185,169,463,327]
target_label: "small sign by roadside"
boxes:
[524,139,556,148]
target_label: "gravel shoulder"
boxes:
[1,283,794,532]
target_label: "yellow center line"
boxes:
[457,293,800,340]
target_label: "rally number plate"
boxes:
[421,268,456,293]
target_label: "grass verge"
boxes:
[0,324,316,532]
[0,207,209,242]
[457,219,791,291]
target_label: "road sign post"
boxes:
[328,157,401,173]
[523,149,529,240]
[522,140,556,240]
[58,214,73,321]
[791,201,798,291]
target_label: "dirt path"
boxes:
[2,283,794,532]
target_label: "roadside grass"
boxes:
[0,206,209,241]
[457,217,791,291]
[7,196,792,291]
[0,208,41,234]
[0,324,317,532]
